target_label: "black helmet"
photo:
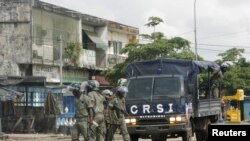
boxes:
[87,80,100,91]
[68,83,80,91]
[68,83,81,98]
[220,63,229,73]
[116,86,128,97]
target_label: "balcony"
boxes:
[32,46,127,70]
[32,44,58,65]
[108,21,139,35]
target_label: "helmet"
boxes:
[117,78,127,86]
[69,83,81,98]
[102,89,113,96]
[68,83,80,91]
[80,81,88,93]
[220,63,229,72]
[221,63,228,68]
[116,86,128,97]
[87,80,100,91]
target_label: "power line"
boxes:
[198,30,250,40]
[192,43,250,49]
[171,30,194,37]
[190,46,250,54]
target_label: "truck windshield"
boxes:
[127,77,152,100]
[127,76,182,100]
[153,77,182,99]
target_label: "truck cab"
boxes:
[124,58,223,141]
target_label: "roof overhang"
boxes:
[0,76,46,86]
[84,31,108,49]
[0,87,24,101]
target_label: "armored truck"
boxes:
[124,58,223,141]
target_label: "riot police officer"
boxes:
[70,83,90,141]
[102,89,115,141]
[87,80,106,141]
[106,86,130,141]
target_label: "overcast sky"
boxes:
[42,0,250,62]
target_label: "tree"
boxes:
[215,48,250,95]
[217,48,244,64]
[145,16,164,33]
[103,16,199,85]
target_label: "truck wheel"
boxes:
[182,129,192,141]
[130,134,139,141]
[194,117,210,141]
[195,130,208,141]
[202,118,210,141]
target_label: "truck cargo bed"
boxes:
[196,98,221,117]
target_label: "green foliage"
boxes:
[215,48,250,95]
[103,16,250,96]
[217,48,244,63]
[145,16,164,32]
[102,16,200,85]
[64,41,81,66]
[145,16,164,33]
[103,63,127,86]
[140,32,165,41]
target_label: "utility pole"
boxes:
[194,0,199,100]
[194,0,198,61]
[59,36,63,86]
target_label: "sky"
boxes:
[42,0,250,62]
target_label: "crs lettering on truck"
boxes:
[127,103,186,115]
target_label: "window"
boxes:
[113,41,122,55]
[153,77,182,99]
[27,87,46,107]
[127,78,152,100]
[8,86,63,109]
[126,76,183,101]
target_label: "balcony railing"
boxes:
[32,47,127,69]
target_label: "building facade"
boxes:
[0,0,138,132]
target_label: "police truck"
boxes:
[124,58,223,141]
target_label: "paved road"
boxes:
[130,136,196,141]
[5,133,196,141]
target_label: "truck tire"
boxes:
[130,134,139,141]
[195,130,208,141]
[194,117,210,141]
[182,129,192,141]
[202,118,210,141]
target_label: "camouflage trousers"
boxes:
[89,113,106,141]
[106,121,130,141]
[71,118,88,141]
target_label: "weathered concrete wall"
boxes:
[0,0,31,22]
[32,8,80,63]
[0,0,32,64]
[0,60,19,76]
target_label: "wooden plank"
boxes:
[11,117,23,132]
